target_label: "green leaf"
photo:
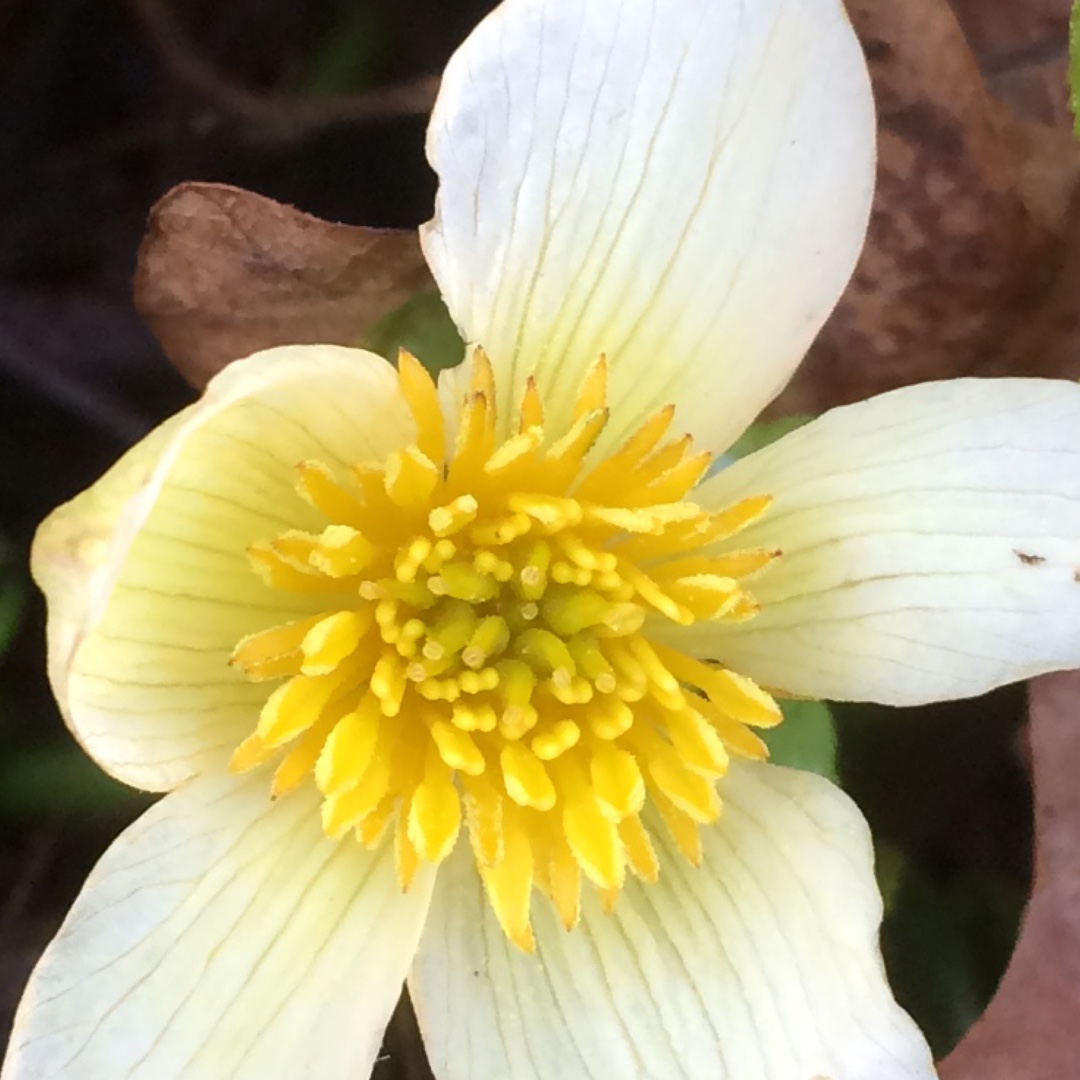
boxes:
[1071,2,1080,139]
[0,747,151,821]
[301,5,389,95]
[763,699,839,781]
[363,290,465,376]
[726,414,812,460]
[881,864,1025,1058]
[0,536,26,657]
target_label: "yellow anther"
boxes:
[418,678,461,702]
[229,732,273,773]
[480,812,535,952]
[646,746,721,823]
[248,542,344,594]
[450,392,494,483]
[271,721,330,798]
[596,602,646,637]
[618,815,659,882]
[667,707,730,778]
[430,720,486,775]
[518,376,544,432]
[514,540,551,601]
[230,614,323,680]
[507,493,583,531]
[641,451,712,503]
[397,349,446,466]
[431,561,499,603]
[462,772,504,867]
[532,719,581,761]
[473,549,514,582]
[370,653,406,716]
[546,409,608,479]
[375,599,400,643]
[551,560,591,586]
[574,403,675,500]
[394,809,420,888]
[300,609,373,675]
[514,627,576,680]
[549,831,582,930]
[424,599,478,660]
[421,537,457,572]
[651,646,782,728]
[587,696,635,740]
[501,742,557,811]
[567,635,618,693]
[471,512,533,547]
[499,703,539,740]
[321,752,391,839]
[395,537,433,582]
[590,745,645,820]
[603,640,648,700]
[309,525,377,577]
[295,460,368,527]
[555,533,615,572]
[459,667,500,694]
[484,428,543,476]
[429,494,480,537]
[408,747,462,863]
[541,587,611,637]
[572,354,608,421]
[255,668,350,748]
[452,701,497,733]
[548,675,594,706]
[559,767,624,890]
[385,446,440,509]
[314,696,381,796]
[620,563,693,624]
[462,615,510,669]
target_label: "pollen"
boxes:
[231,347,782,950]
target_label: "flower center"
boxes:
[230,349,781,949]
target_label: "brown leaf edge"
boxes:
[133,182,435,389]
[940,670,1080,1079]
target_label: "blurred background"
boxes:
[1,1,1076,1074]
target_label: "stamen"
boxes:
[231,347,780,951]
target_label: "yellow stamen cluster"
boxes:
[230,349,782,950]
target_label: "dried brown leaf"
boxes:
[133,182,435,389]
[948,0,1072,125]
[773,0,1075,416]
[940,670,1080,1080]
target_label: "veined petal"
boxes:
[423,0,873,453]
[32,345,413,790]
[1,770,434,1080]
[679,378,1080,704]
[410,761,932,1080]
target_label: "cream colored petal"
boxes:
[410,761,933,1080]
[1,769,434,1080]
[423,0,874,452]
[677,377,1080,704]
[33,345,413,790]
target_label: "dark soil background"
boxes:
[0,2,1038,1075]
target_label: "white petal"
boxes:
[409,762,933,1080]
[32,345,413,790]
[423,0,874,452]
[2,770,434,1080]
[678,377,1080,704]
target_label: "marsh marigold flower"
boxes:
[7,0,1080,1078]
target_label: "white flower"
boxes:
[6,1,1080,1079]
